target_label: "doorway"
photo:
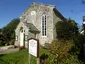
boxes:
[20,27,25,47]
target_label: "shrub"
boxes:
[55,20,78,40]
[44,40,83,64]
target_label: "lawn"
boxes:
[0,48,53,64]
[0,49,28,64]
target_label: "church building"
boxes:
[14,2,66,48]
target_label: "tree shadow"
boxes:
[0,59,9,64]
[78,45,85,64]
[40,53,48,64]
[0,54,9,64]
[0,54,4,57]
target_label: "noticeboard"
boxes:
[28,38,39,57]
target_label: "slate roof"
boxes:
[23,22,40,33]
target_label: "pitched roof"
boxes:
[53,8,66,21]
[23,22,40,33]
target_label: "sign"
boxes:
[25,35,28,41]
[16,35,18,41]
[28,38,39,57]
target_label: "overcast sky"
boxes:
[0,0,85,28]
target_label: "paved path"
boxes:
[0,45,19,54]
[0,48,19,54]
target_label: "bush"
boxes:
[55,20,78,40]
[62,55,83,64]
[44,40,83,64]
[9,39,15,45]
[2,18,20,45]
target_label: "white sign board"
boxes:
[29,39,37,57]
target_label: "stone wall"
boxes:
[20,3,55,45]
[15,21,29,47]
[19,2,65,45]
[53,9,63,40]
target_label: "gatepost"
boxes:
[28,38,40,64]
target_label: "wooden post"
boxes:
[28,38,40,64]
[29,54,30,64]
[37,58,40,64]
[35,33,40,64]
[28,42,30,64]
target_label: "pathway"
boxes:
[0,45,19,54]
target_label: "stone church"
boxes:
[14,2,66,48]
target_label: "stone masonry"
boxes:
[15,2,66,48]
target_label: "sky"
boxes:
[0,0,85,28]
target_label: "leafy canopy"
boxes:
[55,19,79,40]
[1,18,20,45]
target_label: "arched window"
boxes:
[42,14,46,36]
[20,27,23,32]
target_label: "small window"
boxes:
[25,35,28,41]
[42,14,46,37]
[16,35,18,41]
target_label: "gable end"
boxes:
[53,8,66,21]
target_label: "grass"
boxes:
[0,49,28,64]
[0,48,52,64]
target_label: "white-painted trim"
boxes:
[20,30,24,47]
[41,14,47,37]
[42,36,47,38]
[80,30,84,34]
[83,22,85,24]
[31,11,36,15]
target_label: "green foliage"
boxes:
[81,25,84,31]
[45,40,75,64]
[56,19,78,40]
[0,28,2,33]
[40,47,56,64]
[9,39,15,45]
[1,18,20,45]
[0,48,54,64]
[0,34,6,46]
[0,47,83,64]
[76,34,85,63]
[44,39,83,64]
[62,55,83,64]
[55,19,84,63]
[0,49,28,64]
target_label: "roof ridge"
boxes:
[32,2,55,7]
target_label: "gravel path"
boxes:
[0,48,19,54]
[0,45,19,54]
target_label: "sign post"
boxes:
[28,38,39,64]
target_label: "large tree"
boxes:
[55,19,79,40]
[2,18,20,45]
[0,28,2,33]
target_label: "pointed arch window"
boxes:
[42,14,46,36]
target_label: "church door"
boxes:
[20,28,25,47]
